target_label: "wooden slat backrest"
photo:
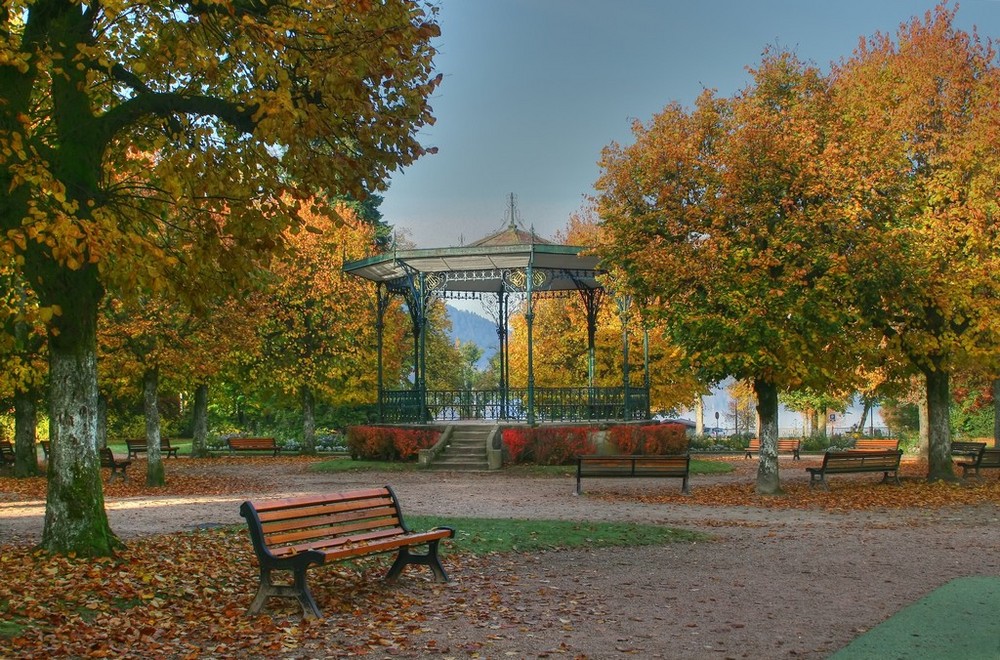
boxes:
[230,437,276,449]
[253,488,406,555]
[854,439,899,451]
[824,450,900,470]
[977,449,1000,467]
[746,439,798,451]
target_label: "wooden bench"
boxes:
[951,441,988,459]
[125,437,180,459]
[100,447,132,483]
[0,441,14,467]
[853,438,899,452]
[575,454,690,495]
[239,486,454,618]
[228,437,281,456]
[745,438,801,460]
[806,450,902,490]
[956,448,1000,480]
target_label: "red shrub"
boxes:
[346,426,438,461]
[606,424,689,455]
[502,428,532,464]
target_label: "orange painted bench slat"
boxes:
[745,438,801,460]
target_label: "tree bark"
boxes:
[993,378,1000,449]
[695,397,704,435]
[924,368,955,482]
[41,321,120,556]
[97,394,108,449]
[13,387,41,478]
[301,385,316,455]
[753,378,782,495]
[191,383,210,458]
[143,367,165,487]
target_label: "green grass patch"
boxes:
[407,516,708,555]
[505,458,733,477]
[0,619,27,638]
[310,458,419,473]
[310,457,733,476]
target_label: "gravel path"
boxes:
[2,457,999,658]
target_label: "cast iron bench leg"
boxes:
[386,539,450,583]
[248,565,322,619]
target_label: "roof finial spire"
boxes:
[507,192,519,229]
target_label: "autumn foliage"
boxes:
[607,423,689,455]
[345,426,438,461]
[501,426,597,465]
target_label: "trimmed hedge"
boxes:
[501,426,598,465]
[607,423,689,455]
[346,426,438,461]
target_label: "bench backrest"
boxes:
[229,437,277,450]
[951,441,986,456]
[578,454,688,476]
[973,448,1000,468]
[241,486,406,561]
[824,449,901,469]
[99,447,124,468]
[853,439,899,451]
[127,438,174,450]
[0,441,14,463]
[746,438,799,451]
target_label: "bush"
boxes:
[607,424,688,455]
[346,426,438,461]
[501,426,597,466]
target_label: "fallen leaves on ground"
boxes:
[0,529,597,659]
[594,457,1000,511]
[0,456,323,502]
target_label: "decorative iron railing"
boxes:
[381,387,649,423]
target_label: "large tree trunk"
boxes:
[13,387,41,478]
[97,394,108,449]
[41,298,119,555]
[695,397,704,435]
[924,368,955,482]
[301,385,316,455]
[993,378,1000,449]
[191,383,210,458]
[143,367,165,486]
[753,378,781,495]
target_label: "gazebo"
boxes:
[343,197,650,425]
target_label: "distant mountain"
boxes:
[446,305,498,370]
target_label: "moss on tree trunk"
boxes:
[925,368,956,482]
[753,379,782,495]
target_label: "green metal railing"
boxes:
[381,387,649,423]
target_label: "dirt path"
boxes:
[2,457,999,658]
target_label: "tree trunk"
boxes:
[191,383,210,458]
[41,322,120,556]
[97,394,108,449]
[144,367,164,487]
[695,397,704,436]
[924,368,955,482]
[916,382,929,458]
[818,409,828,438]
[753,378,782,495]
[993,378,1000,449]
[301,385,316,455]
[13,387,41,478]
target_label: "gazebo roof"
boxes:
[343,222,604,295]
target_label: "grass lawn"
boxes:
[405,515,708,554]
[311,457,734,475]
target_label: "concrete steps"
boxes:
[429,426,492,471]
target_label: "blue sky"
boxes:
[381,0,1000,248]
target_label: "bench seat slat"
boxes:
[271,526,410,557]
